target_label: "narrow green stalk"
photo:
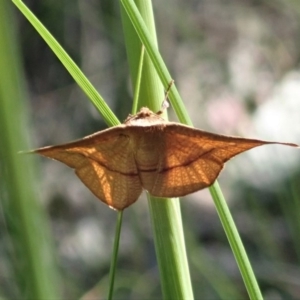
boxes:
[120,0,194,298]
[107,211,123,300]
[147,196,193,299]
[210,182,263,300]
[132,45,145,114]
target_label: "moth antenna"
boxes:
[161,99,170,111]
[157,79,174,115]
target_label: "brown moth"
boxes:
[32,107,298,210]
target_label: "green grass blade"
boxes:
[148,196,194,299]
[132,45,145,114]
[12,0,119,127]
[107,211,123,300]
[120,1,194,298]
[0,1,60,298]
[210,182,263,300]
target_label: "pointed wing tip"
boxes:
[278,142,299,148]
[261,141,299,148]
[18,150,35,155]
[18,147,51,155]
[21,144,58,155]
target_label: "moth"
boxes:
[31,107,298,210]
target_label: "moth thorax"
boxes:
[134,133,160,170]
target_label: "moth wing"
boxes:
[34,126,142,210]
[149,124,295,198]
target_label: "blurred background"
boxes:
[1,0,300,299]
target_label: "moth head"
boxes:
[124,107,167,127]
